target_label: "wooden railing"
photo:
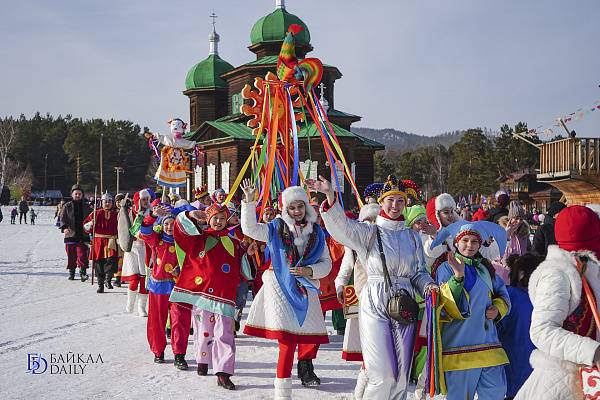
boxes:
[539,137,600,177]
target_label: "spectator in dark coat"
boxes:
[10,207,17,224]
[60,184,92,281]
[18,196,29,224]
[532,201,566,257]
[486,190,510,223]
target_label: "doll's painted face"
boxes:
[287,200,306,222]
[439,207,457,227]
[381,194,405,220]
[169,119,186,139]
[456,234,481,257]
[209,211,228,231]
[163,218,174,236]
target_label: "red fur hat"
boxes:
[555,205,600,258]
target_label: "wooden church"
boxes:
[182,0,383,206]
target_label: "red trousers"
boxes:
[276,341,320,378]
[127,274,148,294]
[147,293,192,356]
[65,243,89,270]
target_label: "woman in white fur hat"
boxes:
[240,180,332,399]
[308,175,437,400]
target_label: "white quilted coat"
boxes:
[240,201,331,339]
[515,245,600,400]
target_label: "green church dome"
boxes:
[185,54,234,90]
[250,8,310,46]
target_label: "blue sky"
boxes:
[1,0,599,138]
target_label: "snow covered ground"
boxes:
[0,206,359,399]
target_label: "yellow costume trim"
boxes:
[492,297,509,321]
[442,345,509,371]
[439,282,469,322]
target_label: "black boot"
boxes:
[113,276,122,287]
[97,280,104,293]
[174,354,188,370]
[105,279,113,289]
[68,268,75,280]
[298,359,320,387]
[154,353,164,364]
[217,372,236,390]
[80,269,89,282]
[197,363,208,376]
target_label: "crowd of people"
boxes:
[49,177,599,400]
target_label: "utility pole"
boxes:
[76,154,81,184]
[114,166,124,193]
[100,133,104,193]
[43,153,48,201]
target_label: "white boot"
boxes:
[274,377,292,400]
[137,293,148,317]
[354,368,368,400]
[125,289,137,313]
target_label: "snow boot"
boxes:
[113,277,122,287]
[137,293,148,317]
[105,279,113,289]
[217,372,236,390]
[174,354,188,370]
[354,367,368,400]
[274,378,292,399]
[125,289,138,313]
[197,363,208,376]
[154,353,164,364]
[297,359,320,387]
[80,269,89,282]
[97,281,104,294]
[68,268,76,280]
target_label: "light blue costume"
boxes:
[431,221,511,400]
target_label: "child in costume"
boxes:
[212,188,227,205]
[497,253,543,399]
[137,205,192,371]
[515,206,600,400]
[334,202,380,399]
[169,203,253,390]
[429,219,511,400]
[311,175,436,399]
[240,180,331,399]
[83,192,118,293]
[121,189,154,316]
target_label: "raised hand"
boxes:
[241,178,257,203]
[188,210,207,222]
[447,251,466,278]
[305,175,335,205]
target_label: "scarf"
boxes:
[454,252,493,291]
[267,218,326,326]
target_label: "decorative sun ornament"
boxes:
[240,72,305,136]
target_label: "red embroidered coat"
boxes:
[84,209,118,261]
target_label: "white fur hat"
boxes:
[279,186,318,246]
[359,203,380,222]
[435,193,456,211]
[139,189,152,199]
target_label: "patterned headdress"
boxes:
[401,179,421,201]
[377,175,408,204]
[193,185,208,200]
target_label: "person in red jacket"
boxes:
[84,192,118,293]
[169,203,254,390]
[472,203,489,222]
[138,205,192,371]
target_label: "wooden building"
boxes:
[181,1,383,205]
[497,169,563,213]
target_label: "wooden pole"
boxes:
[100,133,104,193]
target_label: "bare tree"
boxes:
[0,118,17,188]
